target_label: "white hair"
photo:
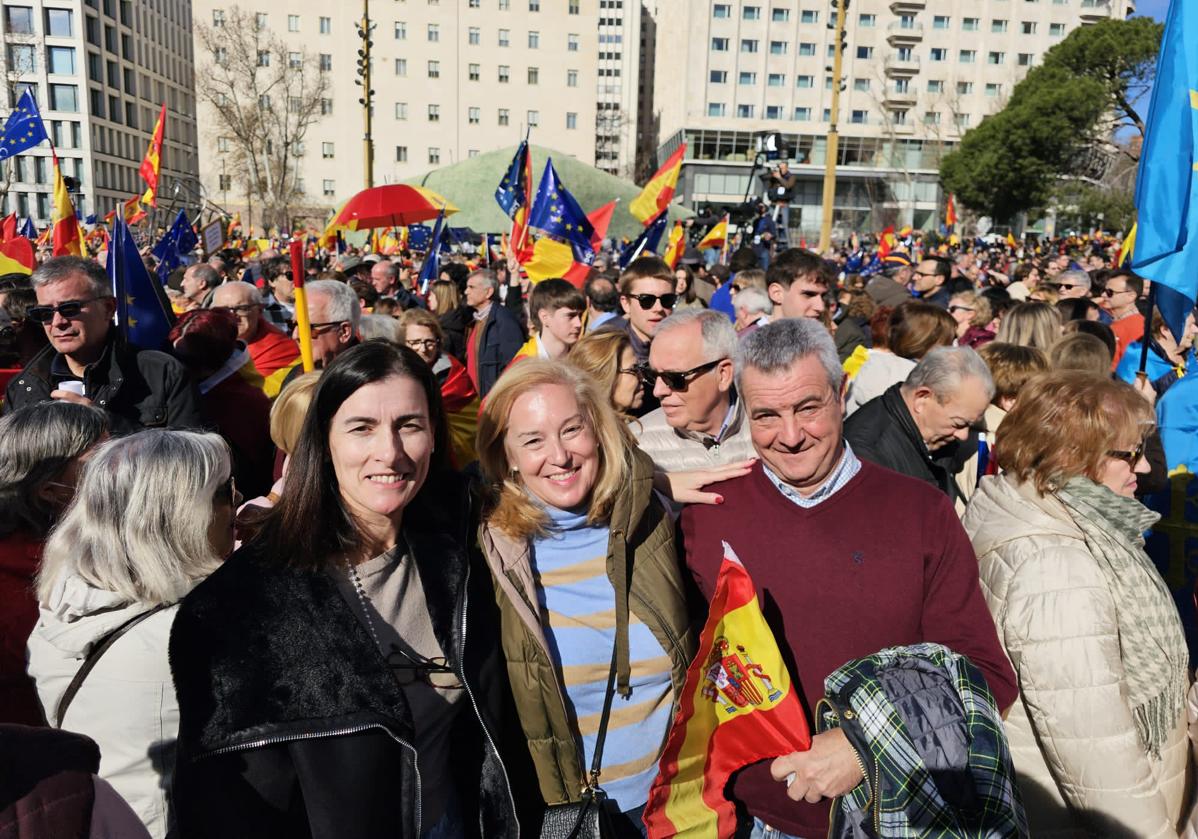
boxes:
[654,308,737,362]
[734,287,773,318]
[210,280,263,306]
[37,430,231,606]
[306,279,362,333]
[1055,269,1091,290]
[359,313,402,342]
[469,269,499,295]
[902,345,996,402]
[735,317,842,392]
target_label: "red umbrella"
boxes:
[333,185,459,230]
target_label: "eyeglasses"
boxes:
[217,304,261,316]
[626,292,678,311]
[730,284,743,293]
[1107,441,1145,467]
[405,338,440,350]
[28,296,112,323]
[618,362,645,378]
[385,646,464,691]
[642,358,725,392]
[1101,287,1132,297]
[948,305,975,314]
[306,320,346,337]
[214,474,241,507]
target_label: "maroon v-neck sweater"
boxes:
[681,460,1016,838]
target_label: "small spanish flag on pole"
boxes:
[664,221,686,269]
[643,542,811,839]
[50,151,81,256]
[139,103,166,207]
[945,193,958,230]
[289,239,315,372]
[630,144,687,226]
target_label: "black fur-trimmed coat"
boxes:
[168,480,533,838]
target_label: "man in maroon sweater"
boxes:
[680,318,1017,839]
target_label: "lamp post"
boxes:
[818,0,849,253]
[356,0,376,189]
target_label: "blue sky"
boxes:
[1138,0,1168,21]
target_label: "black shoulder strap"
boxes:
[586,642,621,788]
[55,603,172,728]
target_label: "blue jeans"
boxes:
[749,817,807,839]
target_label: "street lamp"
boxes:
[355,0,376,190]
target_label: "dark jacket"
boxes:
[169,475,531,839]
[474,303,525,398]
[2,331,202,433]
[440,305,473,363]
[833,316,869,363]
[845,383,964,505]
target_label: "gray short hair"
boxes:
[735,287,773,318]
[0,402,108,538]
[306,279,362,333]
[469,269,499,296]
[188,263,221,290]
[359,313,401,342]
[31,256,111,298]
[1055,269,1091,290]
[902,345,996,402]
[210,280,262,306]
[654,308,737,362]
[735,317,842,392]
[37,430,231,606]
[374,260,399,281]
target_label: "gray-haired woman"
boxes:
[0,400,107,726]
[27,429,238,839]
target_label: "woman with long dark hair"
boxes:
[170,340,528,838]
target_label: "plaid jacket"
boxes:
[816,643,1028,839]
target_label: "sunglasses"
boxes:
[1107,441,1145,467]
[214,474,241,506]
[385,646,464,691]
[1101,287,1131,297]
[642,358,724,392]
[305,320,346,337]
[626,292,677,311]
[948,305,975,314]
[217,304,261,315]
[28,296,112,323]
[1053,283,1078,291]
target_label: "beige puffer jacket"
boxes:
[963,474,1190,838]
[633,396,756,474]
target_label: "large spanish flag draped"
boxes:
[139,103,166,207]
[630,144,686,226]
[644,543,811,839]
[50,153,81,256]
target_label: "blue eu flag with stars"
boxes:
[0,90,48,162]
[418,209,447,294]
[495,139,530,219]
[152,210,199,285]
[619,209,670,269]
[527,158,595,265]
[109,216,175,351]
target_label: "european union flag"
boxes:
[495,139,530,219]
[1132,0,1198,342]
[0,90,48,162]
[527,158,595,266]
[152,210,198,284]
[408,224,432,251]
[619,209,670,269]
[109,216,174,351]
[18,217,34,240]
[418,209,447,294]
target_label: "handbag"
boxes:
[54,603,171,728]
[539,644,628,839]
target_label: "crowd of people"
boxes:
[1,224,1196,839]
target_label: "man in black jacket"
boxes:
[4,256,201,432]
[844,346,992,505]
[464,268,525,398]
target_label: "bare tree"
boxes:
[195,8,329,231]
[0,27,39,211]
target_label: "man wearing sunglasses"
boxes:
[210,281,300,391]
[608,257,679,415]
[1050,268,1092,301]
[635,309,755,474]
[1098,270,1145,368]
[4,256,202,431]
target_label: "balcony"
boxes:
[889,0,926,13]
[884,54,921,76]
[891,121,915,135]
[1079,0,1112,22]
[886,20,924,45]
[884,86,918,106]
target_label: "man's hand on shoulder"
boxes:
[50,389,95,407]
[769,728,864,804]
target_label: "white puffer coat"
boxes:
[963,474,1190,838]
[26,574,182,839]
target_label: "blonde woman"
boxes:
[996,301,1062,351]
[427,278,470,361]
[566,329,645,419]
[963,373,1189,837]
[477,360,696,828]
[28,430,235,838]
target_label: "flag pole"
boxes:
[290,238,315,372]
[1137,282,1156,380]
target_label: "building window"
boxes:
[48,83,77,112]
[498,108,510,125]
[957,81,973,94]
[712,37,729,51]
[765,105,783,119]
[320,98,333,114]
[395,102,408,119]
[933,15,950,29]
[395,58,407,75]
[255,13,267,29]
[1021,21,1038,34]
[428,23,439,41]
[569,0,579,13]
[257,94,270,109]
[288,51,302,69]
[985,83,1002,97]
[396,146,408,162]
[739,71,756,85]
[45,8,72,36]
[959,50,976,63]
[930,48,946,62]
[468,64,480,80]
[319,54,332,71]
[498,0,508,7]
[528,31,539,49]
[770,40,787,55]
[893,109,908,124]
[428,148,440,165]
[498,65,509,82]
[992,19,1007,32]
[529,0,539,9]
[772,8,789,21]
[428,60,440,77]
[713,4,730,18]
[395,21,406,39]
[1018,53,1034,66]
[468,106,480,123]
[707,102,726,117]
[566,112,577,129]
[850,110,867,124]
[218,174,232,191]
[768,73,785,86]
[927,79,944,92]
[856,46,873,59]
[321,141,334,158]
[468,27,480,44]
[288,14,299,31]
[962,17,979,30]
[567,33,579,51]
[498,29,509,47]
[527,67,538,84]
[858,13,875,26]
[257,50,270,67]
[741,39,759,53]
[743,6,761,19]
[736,104,754,117]
[853,78,869,91]
[567,69,578,86]
[988,51,1005,65]
[955,113,970,127]
[794,107,811,120]
[710,70,727,83]
[428,104,440,121]
[1050,22,1065,36]
[217,136,231,153]
[6,44,34,74]
[320,17,331,33]
[800,9,818,23]
[798,42,815,56]
[923,112,940,125]
[527,110,539,126]
[322,179,335,196]
[796,74,813,88]
[211,9,224,28]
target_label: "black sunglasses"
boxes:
[642,358,724,392]
[28,296,112,323]
[626,292,678,310]
[385,646,464,690]
[1107,441,1145,467]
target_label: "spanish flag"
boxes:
[1006,231,1019,249]
[664,221,686,269]
[630,144,686,226]
[50,152,81,256]
[697,215,728,250]
[945,193,958,229]
[122,195,146,225]
[440,354,480,468]
[226,212,241,242]
[139,103,166,207]
[877,225,896,259]
[644,543,811,839]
